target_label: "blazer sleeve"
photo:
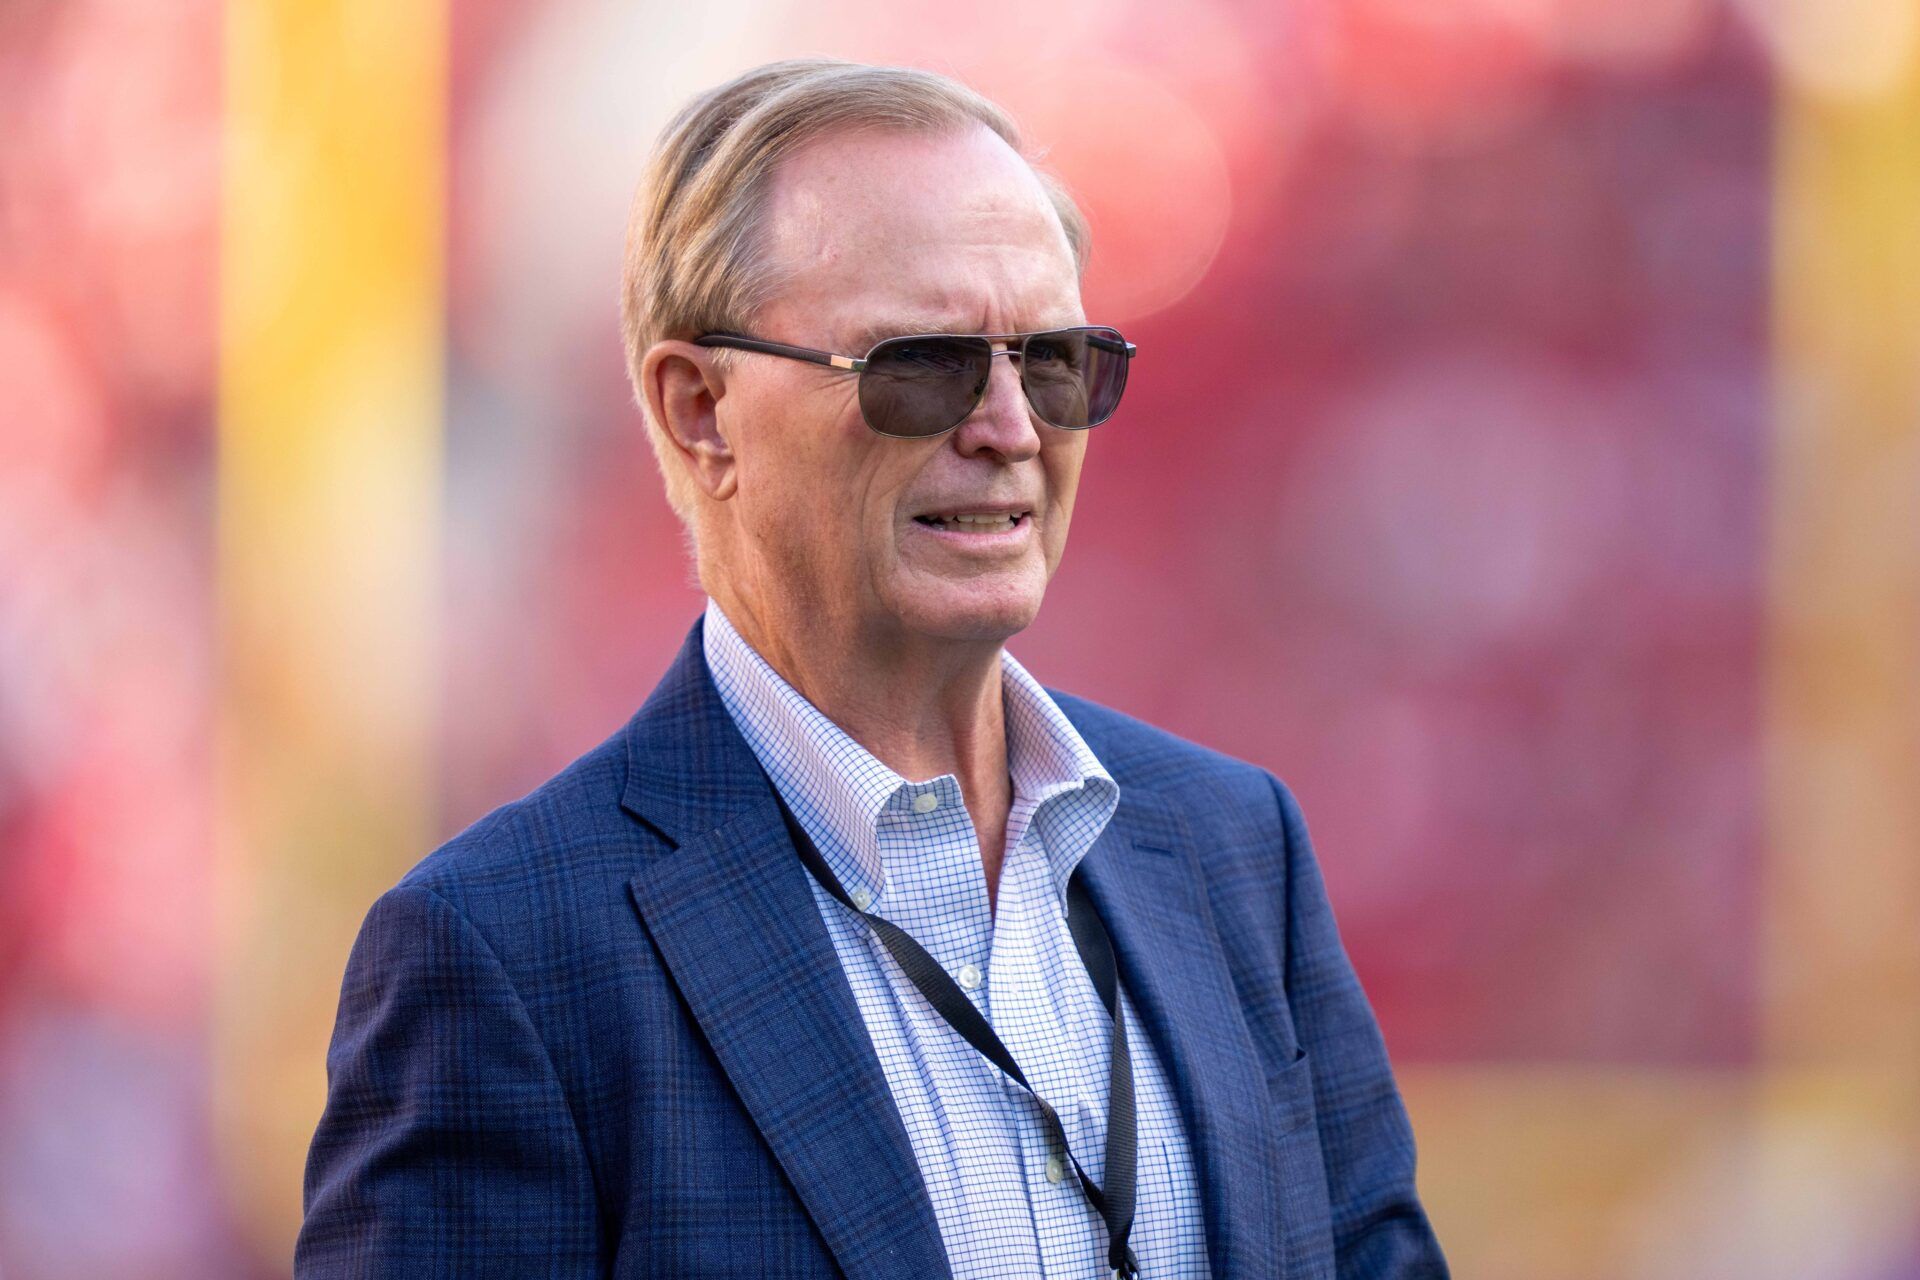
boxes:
[1271,773,1451,1279]
[295,882,604,1278]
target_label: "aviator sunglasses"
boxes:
[694,325,1136,439]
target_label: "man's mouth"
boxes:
[912,510,1030,534]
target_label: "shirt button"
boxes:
[851,888,872,911]
[1045,1153,1066,1184]
[911,792,940,814]
[957,963,982,991]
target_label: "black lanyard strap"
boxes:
[771,792,1141,1279]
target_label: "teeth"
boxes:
[925,512,1022,532]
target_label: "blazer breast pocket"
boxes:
[1266,1046,1317,1138]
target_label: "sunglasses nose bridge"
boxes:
[954,343,1041,443]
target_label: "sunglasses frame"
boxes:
[692,326,1136,439]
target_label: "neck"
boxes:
[710,586,1017,904]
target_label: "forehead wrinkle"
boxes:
[838,237,1081,350]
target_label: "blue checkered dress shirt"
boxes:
[703,598,1212,1279]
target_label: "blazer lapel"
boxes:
[1078,787,1283,1279]
[621,621,951,1280]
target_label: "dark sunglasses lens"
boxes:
[857,336,992,437]
[1020,327,1130,429]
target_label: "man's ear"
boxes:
[640,340,738,502]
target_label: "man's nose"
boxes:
[950,350,1041,461]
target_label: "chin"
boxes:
[885,569,1048,644]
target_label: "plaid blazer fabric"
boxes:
[294,615,1449,1279]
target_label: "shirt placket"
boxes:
[990,826,1108,1278]
[871,779,1041,1276]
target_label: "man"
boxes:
[296,58,1448,1279]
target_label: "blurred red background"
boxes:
[2,1,1915,1276]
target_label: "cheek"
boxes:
[739,395,862,524]
[860,444,944,570]
[789,416,900,565]
[1043,439,1087,518]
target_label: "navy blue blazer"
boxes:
[296,616,1448,1278]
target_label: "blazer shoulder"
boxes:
[1044,685,1286,816]
[1047,687,1309,959]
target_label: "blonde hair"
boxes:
[619,58,1090,524]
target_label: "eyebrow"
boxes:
[845,317,971,353]
[845,316,1084,354]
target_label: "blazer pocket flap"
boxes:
[1266,1046,1317,1137]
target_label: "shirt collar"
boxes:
[701,597,1118,907]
